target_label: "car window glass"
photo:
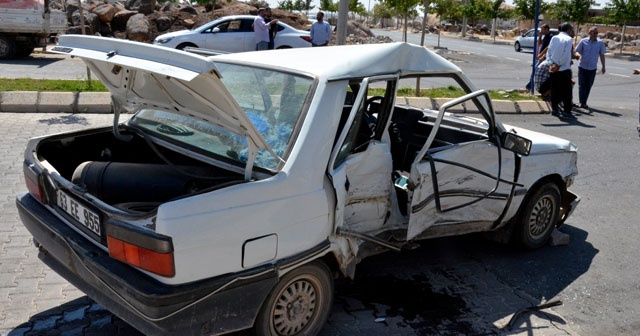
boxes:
[130,63,313,171]
[226,19,243,32]
[240,19,255,32]
[208,21,229,33]
[334,79,392,168]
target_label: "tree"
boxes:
[349,0,367,18]
[461,0,483,33]
[513,0,551,28]
[431,0,461,48]
[480,0,514,41]
[383,0,423,41]
[552,0,594,36]
[373,2,394,28]
[278,0,295,11]
[605,0,640,54]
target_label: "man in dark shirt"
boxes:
[526,24,553,91]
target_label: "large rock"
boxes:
[71,11,100,34]
[127,13,151,42]
[155,16,172,32]
[138,0,156,15]
[111,10,138,32]
[93,4,116,23]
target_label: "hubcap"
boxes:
[528,194,556,239]
[272,279,317,335]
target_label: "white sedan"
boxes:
[153,14,311,52]
[18,36,579,336]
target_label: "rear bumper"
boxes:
[16,193,278,336]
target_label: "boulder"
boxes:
[138,0,156,15]
[155,16,172,32]
[111,10,138,32]
[93,4,116,23]
[127,13,151,42]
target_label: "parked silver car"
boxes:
[514,28,558,52]
[153,15,312,52]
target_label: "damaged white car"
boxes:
[16,35,579,336]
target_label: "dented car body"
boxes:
[16,35,579,336]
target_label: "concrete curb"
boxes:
[0,91,112,113]
[0,92,549,114]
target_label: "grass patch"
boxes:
[0,78,538,101]
[373,86,538,101]
[0,78,107,92]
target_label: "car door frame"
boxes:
[406,89,518,240]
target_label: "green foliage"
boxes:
[0,78,107,92]
[552,0,594,24]
[319,0,338,12]
[513,0,551,20]
[605,0,640,26]
[349,0,367,15]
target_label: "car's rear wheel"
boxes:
[514,41,521,52]
[176,42,197,50]
[512,182,560,249]
[255,260,333,336]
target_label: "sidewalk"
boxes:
[0,91,552,114]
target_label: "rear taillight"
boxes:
[108,236,175,277]
[106,224,175,277]
[301,36,312,43]
[24,170,43,203]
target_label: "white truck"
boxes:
[0,0,67,59]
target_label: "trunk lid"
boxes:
[50,35,279,172]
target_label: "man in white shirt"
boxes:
[546,23,577,119]
[254,8,277,51]
[310,11,331,47]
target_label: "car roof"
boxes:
[212,42,462,81]
[209,15,298,29]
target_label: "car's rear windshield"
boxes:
[129,63,314,171]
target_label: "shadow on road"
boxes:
[38,115,91,126]
[6,226,595,336]
[0,55,68,68]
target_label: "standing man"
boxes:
[546,22,577,119]
[526,24,553,91]
[254,8,277,51]
[310,11,331,47]
[575,26,606,109]
[265,8,277,50]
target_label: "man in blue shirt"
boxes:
[546,23,577,119]
[575,27,606,110]
[310,12,332,47]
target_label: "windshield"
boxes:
[129,63,314,171]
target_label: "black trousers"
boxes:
[550,69,573,113]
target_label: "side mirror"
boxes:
[502,132,531,156]
[212,27,221,33]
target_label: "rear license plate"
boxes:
[56,190,101,236]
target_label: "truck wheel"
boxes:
[512,182,560,250]
[255,260,333,336]
[0,36,17,60]
[16,46,35,58]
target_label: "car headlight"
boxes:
[154,37,173,44]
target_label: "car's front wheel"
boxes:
[176,42,197,50]
[512,182,560,249]
[255,260,333,336]
[514,41,521,52]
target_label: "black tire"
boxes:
[512,182,560,250]
[514,41,521,52]
[16,46,35,58]
[176,42,197,50]
[255,260,333,336]
[0,35,17,60]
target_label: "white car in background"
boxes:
[153,14,311,52]
[514,28,559,52]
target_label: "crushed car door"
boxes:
[329,76,397,235]
[407,90,517,240]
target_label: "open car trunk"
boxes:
[34,127,245,213]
